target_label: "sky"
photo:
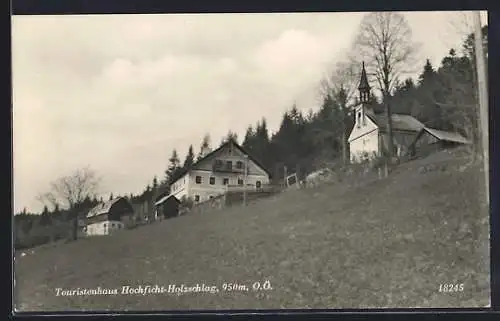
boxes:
[12,11,488,213]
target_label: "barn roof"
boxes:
[423,127,471,144]
[154,194,180,206]
[367,113,425,132]
[87,197,128,218]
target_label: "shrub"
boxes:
[180,196,194,209]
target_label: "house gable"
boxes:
[348,112,379,143]
[169,139,270,187]
[194,142,269,177]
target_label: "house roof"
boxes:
[423,127,471,144]
[155,194,180,206]
[367,113,425,133]
[170,138,272,185]
[87,197,127,218]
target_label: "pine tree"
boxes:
[309,94,340,160]
[273,111,295,165]
[220,130,238,145]
[252,118,271,168]
[40,205,51,226]
[165,149,182,184]
[418,59,436,85]
[197,134,211,161]
[257,118,270,143]
[183,145,195,169]
[151,176,159,200]
[462,25,488,60]
[414,58,446,128]
[242,125,255,151]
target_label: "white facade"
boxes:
[85,220,125,236]
[170,175,190,201]
[169,141,270,204]
[348,105,380,163]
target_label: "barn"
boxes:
[408,127,471,158]
[85,197,135,236]
[154,194,180,219]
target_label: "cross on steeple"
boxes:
[358,61,371,104]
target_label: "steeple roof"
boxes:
[358,61,370,91]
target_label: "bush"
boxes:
[180,196,194,209]
[15,226,53,250]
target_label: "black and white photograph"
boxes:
[12,11,490,312]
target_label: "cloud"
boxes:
[12,12,472,213]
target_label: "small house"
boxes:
[154,194,181,219]
[85,197,134,236]
[408,127,471,158]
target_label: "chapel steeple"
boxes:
[358,61,371,104]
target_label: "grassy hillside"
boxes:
[14,151,490,311]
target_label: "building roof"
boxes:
[423,127,471,144]
[87,197,127,218]
[170,138,272,185]
[367,113,425,133]
[358,61,371,91]
[155,194,180,206]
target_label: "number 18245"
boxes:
[439,283,464,293]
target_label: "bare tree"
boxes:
[320,58,359,105]
[38,166,101,210]
[445,10,487,53]
[352,12,420,160]
[37,166,101,240]
[319,57,359,164]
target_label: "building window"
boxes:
[238,178,243,186]
[103,223,107,228]
[209,177,215,185]
[111,223,115,228]
[226,161,232,170]
[256,181,262,189]
[195,176,202,184]
[357,112,361,127]
[194,195,200,202]
[236,161,243,169]
[223,178,229,185]
[209,195,214,199]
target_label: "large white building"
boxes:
[158,139,271,209]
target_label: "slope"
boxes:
[14,151,490,311]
